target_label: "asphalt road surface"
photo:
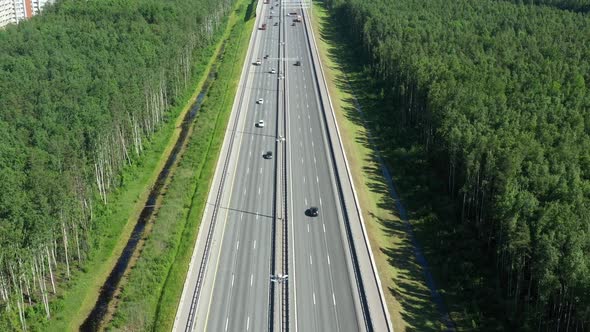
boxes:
[203,5,282,331]
[174,1,371,331]
[282,2,360,331]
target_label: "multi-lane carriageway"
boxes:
[174,0,392,331]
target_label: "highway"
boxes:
[174,1,280,331]
[174,0,392,331]
[282,1,361,331]
[200,2,280,331]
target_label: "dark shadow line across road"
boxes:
[206,202,274,220]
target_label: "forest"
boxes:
[323,0,590,329]
[498,0,590,12]
[0,0,234,329]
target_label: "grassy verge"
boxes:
[310,1,451,331]
[106,1,255,330]
[38,10,233,332]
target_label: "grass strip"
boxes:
[310,1,448,331]
[106,1,255,330]
[37,11,233,332]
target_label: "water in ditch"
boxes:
[80,47,223,331]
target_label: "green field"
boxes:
[106,0,256,330]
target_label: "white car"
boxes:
[257,98,264,104]
[270,68,276,74]
[256,120,265,128]
[255,59,262,65]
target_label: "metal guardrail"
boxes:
[268,0,280,326]
[280,2,290,328]
[271,0,290,329]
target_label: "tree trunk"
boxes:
[16,278,26,332]
[35,254,50,319]
[118,126,131,166]
[62,219,71,279]
[46,246,56,294]
[23,273,31,306]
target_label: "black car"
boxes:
[263,151,273,159]
[306,207,319,217]
[294,60,301,66]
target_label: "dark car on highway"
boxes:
[263,151,273,159]
[306,207,319,217]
